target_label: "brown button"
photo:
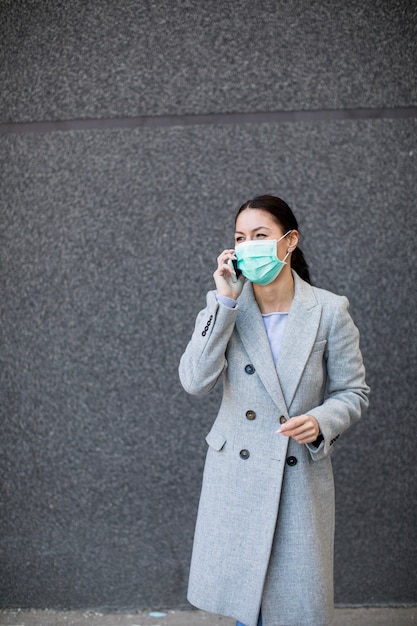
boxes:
[279,415,287,424]
[246,410,256,420]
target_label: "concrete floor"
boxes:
[0,607,416,626]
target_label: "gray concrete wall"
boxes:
[0,0,416,611]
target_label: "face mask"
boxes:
[234,231,292,285]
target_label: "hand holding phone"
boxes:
[214,249,245,299]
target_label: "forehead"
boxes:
[235,208,281,231]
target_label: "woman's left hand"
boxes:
[277,414,320,445]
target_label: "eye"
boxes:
[235,236,245,243]
[256,233,267,238]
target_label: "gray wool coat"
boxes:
[179,272,370,626]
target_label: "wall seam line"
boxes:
[0,106,416,134]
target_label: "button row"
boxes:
[239,450,298,466]
[201,315,213,336]
[244,412,288,423]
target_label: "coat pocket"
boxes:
[312,339,327,353]
[205,427,227,451]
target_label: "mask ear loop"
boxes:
[280,230,293,262]
[281,229,293,240]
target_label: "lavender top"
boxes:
[216,293,288,363]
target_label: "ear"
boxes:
[287,230,299,252]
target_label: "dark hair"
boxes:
[235,195,312,285]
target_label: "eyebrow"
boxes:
[234,226,272,234]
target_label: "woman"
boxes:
[179,195,370,626]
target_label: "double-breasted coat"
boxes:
[179,272,370,626]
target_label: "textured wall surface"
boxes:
[0,0,416,612]
[1,0,416,122]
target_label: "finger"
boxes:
[216,254,236,275]
[293,424,319,443]
[278,421,318,440]
[215,263,236,281]
[217,249,236,263]
[294,425,316,438]
[295,435,315,444]
[278,418,307,434]
[280,426,312,439]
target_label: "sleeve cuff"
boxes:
[310,432,324,448]
[215,293,237,309]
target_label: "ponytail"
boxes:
[291,247,312,285]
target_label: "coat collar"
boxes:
[235,272,322,412]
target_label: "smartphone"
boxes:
[228,258,241,283]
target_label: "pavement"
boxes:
[0,607,416,626]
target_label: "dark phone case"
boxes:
[232,258,242,277]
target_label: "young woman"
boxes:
[179,195,370,626]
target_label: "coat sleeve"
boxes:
[179,290,239,396]
[307,295,370,461]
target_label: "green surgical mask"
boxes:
[235,231,292,285]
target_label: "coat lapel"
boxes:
[235,282,288,412]
[235,273,322,413]
[276,272,322,410]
